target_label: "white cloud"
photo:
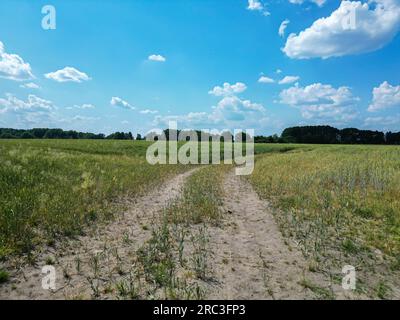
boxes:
[283,0,400,59]
[148,54,166,62]
[279,19,290,37]
[279,75,300,84]
[368,81,400,111]
[0,41,34,81]
[0,93,58,127]
[258,76,275,83]
[140,109,158,114]
[288,0,326,7]
[279,83,359,123]
[154,94,267,131]
[208,82,247,96]
[0,93,54,113]
[110,97,135,110]
[276,69,282,74]
[247,0,270,16]
[0,93,100,128]
[247,0,263,11]
[20,82,40,89]
[217,95,265,113]
[202,81,267,127]
[45,67,91,83]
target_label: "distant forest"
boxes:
[0,128,135,140]
[279,126,400,145]
[1,126,400,144]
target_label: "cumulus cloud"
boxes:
[45,67,91,83]
[247,0,263,10]
[154,94,267,130]
[218,96,264,112]
[148,54,166,62]
[110,97,134,110]
[154,108,267,130]
[279,19,290,37]
[200,81,266,127]
[258,76,275,83]
[20,82,40,89]
[283,0,400,59]
[279,83,360,123]
[247,0,270,16]
[279,75,300,84]
[368,81,400,111]
[0,93,100,128]
[0,93,54,113]
[208,82,247,97]
[0,93,57,126]
[0,41,34,81]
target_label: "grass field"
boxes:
[250,145,400,297]
[0,139,298,260]
[0,139,186,259]
[1,139,399,299]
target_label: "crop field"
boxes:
[250,145,400,298]
[0,139,186,258]
[0,139,399,299]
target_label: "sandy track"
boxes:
[206,170,327,300]
[0,168,198,300]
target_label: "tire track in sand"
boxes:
[206,169,329,300]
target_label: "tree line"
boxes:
[1,126,400,144]
[0,128,137,140]
[280,126,400,145]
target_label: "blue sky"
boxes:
[0,0,399,135]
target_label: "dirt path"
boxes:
[0,168,198,300]
[205,170,332,300]
[1,166,360,300]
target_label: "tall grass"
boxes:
[0,138,288,260]
[166,165,226,225]
[0,139,185,259]
[250,145,400,297]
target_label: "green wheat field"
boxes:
[0,139,399,299]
